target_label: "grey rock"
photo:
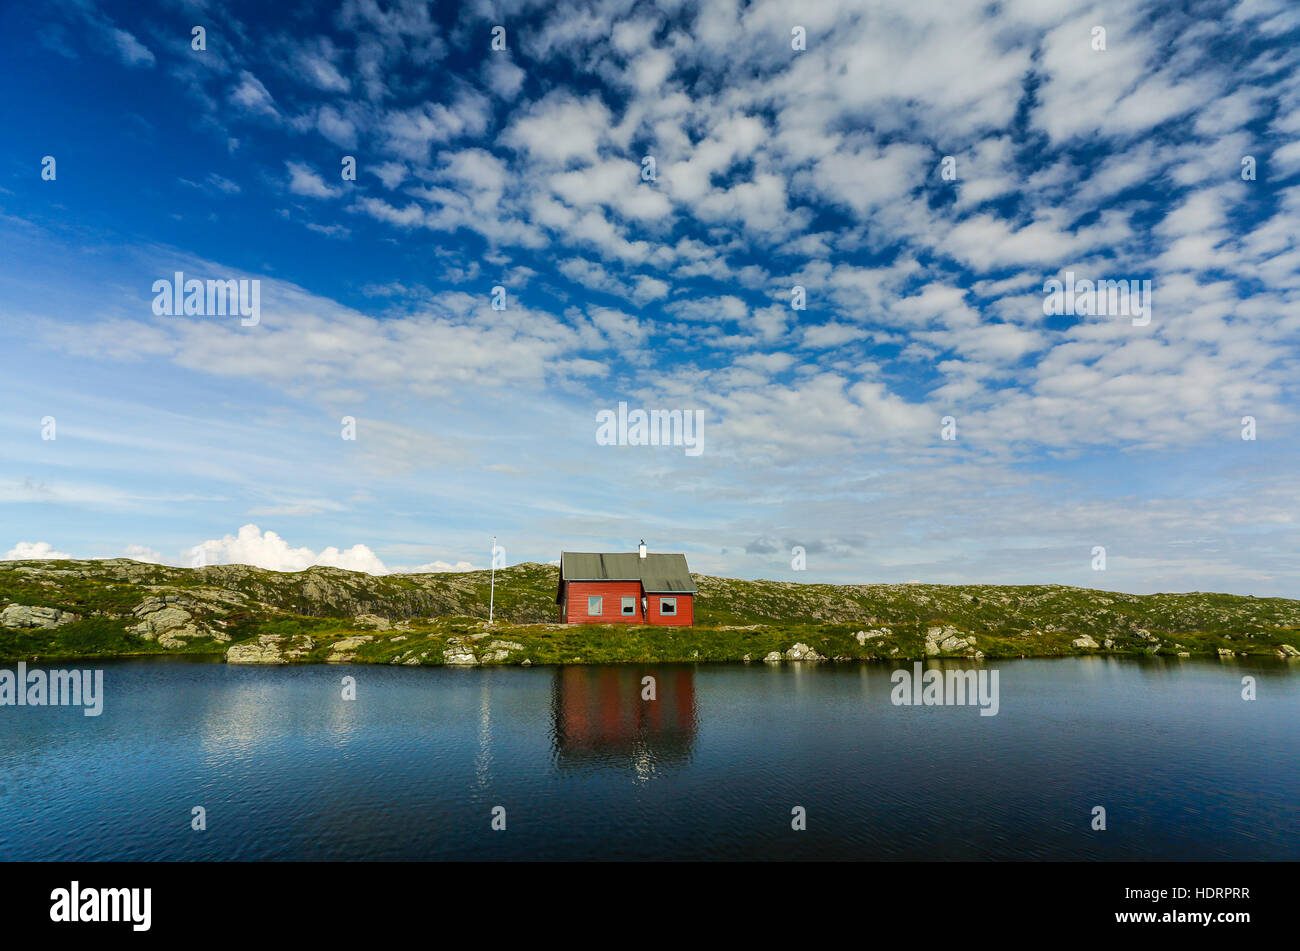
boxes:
[926,625,975,655]
[226,634,315,664]
[443,637,479,666]
[482,639,524,662]
[327,634,375,662]
[129,596,230,646]
[854,628,890,645]
[1,604,79,629]
[784,642,826,662]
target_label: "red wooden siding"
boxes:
[562,581,644,624]
[560,581,694,626]
[646,592,694,626]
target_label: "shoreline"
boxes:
[4,628,1299,667]
[4,559,1300,669]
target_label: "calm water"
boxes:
[1,657,1297,860]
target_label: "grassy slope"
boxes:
[1,558,1299,664]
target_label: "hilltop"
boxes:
[1,558,1298,666]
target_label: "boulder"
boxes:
[0,604,79,629]
[1278,644,1300,657]
[443,637,479,666]
[352,614,391,631]
[784,642,826,662]
[925,625,975,655]
[1071,635,1100,649]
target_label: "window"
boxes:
[587,596,603,616]
[621,597,636,616]
[659,597,677,616]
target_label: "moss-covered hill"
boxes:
[2,558,1299,665]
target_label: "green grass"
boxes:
[2,558,1300,664]
[0,617,151,661]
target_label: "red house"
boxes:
[557,541,697,626]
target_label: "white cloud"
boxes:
[483,54,525,99]
[4,541,71,561]
[110,28,154,68]
[122,544,164,564]
[286,161,341,199]
[191,524,388,574]
[229,71,279,118]
[289,37,350,93]
[503,91,611,165]
[395,560,478,573]
[370,161,408,190]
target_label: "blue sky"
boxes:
[2,0,1299,594]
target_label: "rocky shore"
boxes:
[3,558,1300,666]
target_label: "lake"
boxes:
[1,656,1297,860]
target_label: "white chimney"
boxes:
[638,539,647,559]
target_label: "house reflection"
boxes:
[551,665,697,774]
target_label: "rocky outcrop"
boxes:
[786,642,825,661]
[925,625,979,656]
[226,634,315,664]
[442,637,479,666]
[326,635,375,662]
[763,642,826,662]
[1,604,80,629]
[482,639,524,662]
[129,595,229,647]
[10,558,1300,666]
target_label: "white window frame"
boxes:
[659,597,677,616]
[621,596,636,616]
[587,596,603,616]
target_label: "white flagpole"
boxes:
[489,535,496,624]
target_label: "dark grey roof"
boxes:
[559,551,697,594]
